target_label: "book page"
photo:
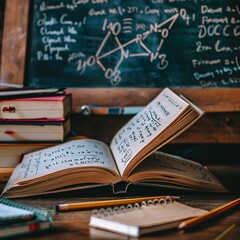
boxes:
[7,139,118,183]
[110,88,189,177]
[129,152,225,188]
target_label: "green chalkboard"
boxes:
[26,0,240,88]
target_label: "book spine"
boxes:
[111,181,132,194]
[0,167,14,182]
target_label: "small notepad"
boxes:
[0,203,34,220]
[90,200,208,238]
[0,198,53,238]
[0,198,52,223]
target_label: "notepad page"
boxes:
[91,201,208,228]
[0,203,34,220]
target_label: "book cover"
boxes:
[0,88,65,99]
[0,118,71,142]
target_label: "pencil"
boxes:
[55,195,180,212]
[178,198,240,231]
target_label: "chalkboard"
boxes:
[26,0,240,88]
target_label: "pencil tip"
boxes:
[178,222,186,230]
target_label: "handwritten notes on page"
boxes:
[110,88,189,177]
[129,151,224,188]
[12,139,118,182]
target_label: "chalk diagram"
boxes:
[77,13,179,86]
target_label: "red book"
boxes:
[0,93,71,120]
[0,118,71,142]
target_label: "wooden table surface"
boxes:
[1,165,240,240]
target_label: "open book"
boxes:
[1,88,227,198]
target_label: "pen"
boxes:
[55,195,180,212]
[178,198,240,231]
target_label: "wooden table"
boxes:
[1,165,240,240]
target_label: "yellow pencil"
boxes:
[55,195,180,212]
[178,198,240,231]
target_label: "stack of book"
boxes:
[0,88,72,182]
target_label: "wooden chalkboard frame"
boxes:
[1,0,240,114]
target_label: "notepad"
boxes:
[90,200,208,238]
[0,198,53,238]
[0,198,52,223]
[0,203,34,221]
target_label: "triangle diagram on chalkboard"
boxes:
[95,31,149,72]
[141,13,179,56]
[95,31,122,71]
[94,14,178,73]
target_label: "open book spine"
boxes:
[91,196,173,218]
[0,198,53,221]
[111,181,132,194]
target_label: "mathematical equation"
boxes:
[141,152,215,184]
[29,0,240,88]
[111,89,187,169]
[22,140,115,179]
